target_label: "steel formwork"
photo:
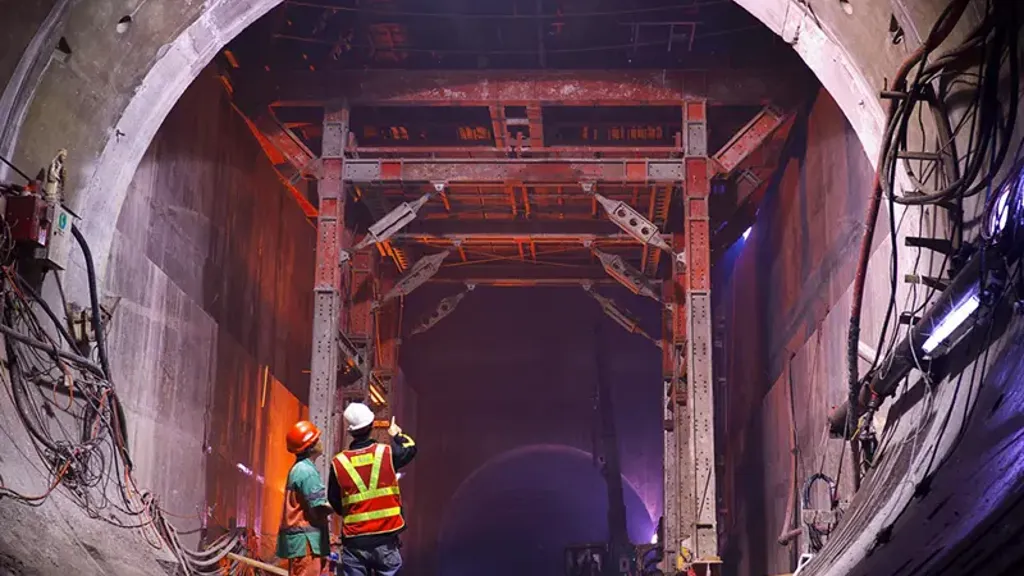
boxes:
[305,81,789,573]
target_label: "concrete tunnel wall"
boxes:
[3,1,1024,576]
[714,87,876,575]
[0,64,320,571]
[104,67,318,555]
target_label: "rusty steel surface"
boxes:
[430,263,615,285]
[682,103,719,562]
[255,112,317,174]
[309,105,349,478]
[393,232,652,245]
[344,158,684,184]
[712,106,787,175]
[399,220,624,236]
[345,250,376,342]
[348,145,684,157]
[257,69,807,108]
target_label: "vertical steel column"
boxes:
[683,99,720,566]
[309,103,349,478]
[662,251,689,572]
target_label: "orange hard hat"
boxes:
[286,420,321,454]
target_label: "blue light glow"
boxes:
[988,175,1024,237]
[742,226,752,241]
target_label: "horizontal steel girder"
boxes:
[400,219,624,236]
[430,263,617,286]
[256,69,810,108]
[393,232,656,245]
[344,158,683,184]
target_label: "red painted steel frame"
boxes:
[712,107,787,175]
[343,158,684,184]
[309,105,349,477]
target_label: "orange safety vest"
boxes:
[332,443,405,538]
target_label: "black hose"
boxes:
[70,224,111,380]
[0,324,104,375]
[70,224,131,468]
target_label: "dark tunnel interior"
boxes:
[437,446,654,576]
[399,286,664,574]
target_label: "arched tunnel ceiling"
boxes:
[2,1,1021,576]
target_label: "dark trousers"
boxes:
[340,541,402,576]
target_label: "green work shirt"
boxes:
[276,458,331,559]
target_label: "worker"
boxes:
[328,402,417,576]
[278,420,333,576]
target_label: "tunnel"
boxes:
[437,445,654,576]
[1,1,1024,576]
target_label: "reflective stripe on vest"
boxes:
[334,443,405,536]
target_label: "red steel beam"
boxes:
[712,106,787,176]
[348,145,683,156]
[393,232,652,246]
[308,105,350,478]
[344,158,683,184]
[397,220,622,236]
[257,69,808,108]
[430,263,615,285]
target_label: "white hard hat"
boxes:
[344,402,375,431]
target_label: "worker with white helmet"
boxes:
[328,402,417,576]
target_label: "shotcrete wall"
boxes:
[0,65,317,571]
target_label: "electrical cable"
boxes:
[11,271,81,353]
[845,0,1016,434]
[0,231,256,574]
[0,153,32,183]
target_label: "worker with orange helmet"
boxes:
[277,420,333,576]
[328,402,417,576]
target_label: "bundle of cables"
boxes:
[846,0,1021,435]
[0,220,251,575]
[801,473,839,553]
